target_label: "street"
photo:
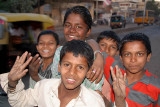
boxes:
[0,24,160,106]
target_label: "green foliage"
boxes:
[0,0,38,13]
[146,0,160,17]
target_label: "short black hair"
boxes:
[63,6,92,30]
[37,30,59,45]
[97,30,121,50]
[60,40,94,69]
[120,32,151,56]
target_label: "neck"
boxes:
[58,82,80,99]
[41,57,53,71]
[126,69,146,85]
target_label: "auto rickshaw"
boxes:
[0,13,54,73]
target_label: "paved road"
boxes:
[1,24,160,106]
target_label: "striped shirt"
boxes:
[107,69,160,107]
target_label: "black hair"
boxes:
[63,6,92,30]
[60,40,94,69]
[96,30,121,50]
[37,30,59,45]
[119,32,151,56]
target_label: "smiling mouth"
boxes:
[43,50,49,53]
[66,78,76,84]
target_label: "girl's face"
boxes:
[36,34,57,59]
[64,13,91,41]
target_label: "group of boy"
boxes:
[0,29,160,107]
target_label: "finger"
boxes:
[115,65,120,79]
[19,51,28,64]
[21,56,32,70]
[95,69,103,84]
[124,73,126,82]
[30,54,39,64]
[110,66,116,81]
[35,59,42,70]
[34,57,41,66]
[86,67,93,79]
[27,53,31,60]
[17,69,29,79]
[91,68,100,83]
[117,67,123,80]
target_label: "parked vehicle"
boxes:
[0,13,54,73]
[110,15,126,29]
[134,10,154,26]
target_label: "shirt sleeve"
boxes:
[0,73,39,107]
[82,75,104,91]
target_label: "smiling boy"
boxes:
[0,40,105,107]
[109,33,160,107]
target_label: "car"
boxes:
[110,15,126,29]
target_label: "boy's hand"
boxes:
[110,65,126,107]
[87,53,104,83]
[28,53,42,82]
[8,52,32,88]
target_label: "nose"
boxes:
[130,54,136,62]
[105,46,109,54]
[69,66,76,75]
[70,26,76,33]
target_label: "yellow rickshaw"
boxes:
[0,13,54,73]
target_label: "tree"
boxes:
[0,0,38,13]
[146,0,160,17]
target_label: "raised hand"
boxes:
[110,65,126,107]
[28,54,42,82]
[8,52,32,88]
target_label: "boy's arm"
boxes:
[110,65,127,107]
[86,39,104,84]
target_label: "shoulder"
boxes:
[81,85,105,107]
[36,79,60,88]
[141,71,160,89]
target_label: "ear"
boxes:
[86,29,91,38]
[120,55,123,63]
[147,53,151,62]
[36,45,39,52]
[115,51,119,56]
[58,63,61,73]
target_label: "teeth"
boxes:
[43,50,49,53]
[67,78,75,82]
[69,35,76,38]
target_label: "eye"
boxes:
[123,53,130,57]
[75,25,82,29]
[64,63,70,67]
[110,46,117,49]
[64,24,71,28]
[77,65,84,70]
[38,42,44,45]
[100,43,105,47]
[137,53,144,56]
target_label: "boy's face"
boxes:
[64,13,91,41]
[36,34,57,59]
[59,52,89,90]
[120,41,151,74]
[99,38,118,57]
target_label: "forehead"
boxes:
[100,38,117,44]
[39,34,55,40]
[65,13,85,24]
[123,41,146,51]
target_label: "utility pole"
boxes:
[143,0,147,25]
[96,0,98,21]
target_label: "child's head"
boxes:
[97,30,120,57]
[36,30,59,59]
[63,6,92,41]
[59,40,94,90]
[119,33,151,74]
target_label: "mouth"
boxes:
[42,50,49,53]
[66,78,76,84]
[67,35,79,40]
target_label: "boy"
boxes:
[0,40,105,107]
[96,30,122,101]
[109,33,160,107]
